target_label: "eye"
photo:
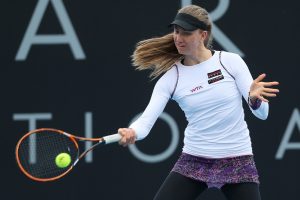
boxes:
[173,28,179,34]
[182,31,192,35]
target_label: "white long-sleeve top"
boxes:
[129,51,268,158]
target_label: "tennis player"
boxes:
[118,5,279,200]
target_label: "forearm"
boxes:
[247,92,269,120]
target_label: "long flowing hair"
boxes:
[131,5,213,79]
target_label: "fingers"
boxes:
[264,88,279,93]
[253,88,279,101]
[258,95,269,102]
[254,73,266,83]
[261,91,277,97]
[251,74,280,103]
[262,81,279,87]
[253,88,279,102]
[255,73,280,87]
[118,128,136,147]
[261,88,279,96]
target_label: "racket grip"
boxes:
[103,133,122,144]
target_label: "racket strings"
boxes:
[17,130,78,180]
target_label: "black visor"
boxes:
[169,13,208,31]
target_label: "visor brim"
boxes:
[169,20,198,31]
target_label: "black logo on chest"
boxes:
[207,69,224,84]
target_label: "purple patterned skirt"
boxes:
[172,153,259,188]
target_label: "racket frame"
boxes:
[15,128,118,182]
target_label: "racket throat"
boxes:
[73,158,79,166]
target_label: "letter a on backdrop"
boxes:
[276,108,300,159]
[15,0,86,61]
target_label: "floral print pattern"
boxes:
[172,153,259,188]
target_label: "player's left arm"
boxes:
[228,54,279,120]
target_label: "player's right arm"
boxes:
[118,67,177,146]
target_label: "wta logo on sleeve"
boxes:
[207,69,224,84]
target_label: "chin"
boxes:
[177,49,186,55]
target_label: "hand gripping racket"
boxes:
[15,128,121,182]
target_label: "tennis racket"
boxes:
[15,128,122,182]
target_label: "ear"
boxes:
[201,30,208,40]
[197,30,208,42]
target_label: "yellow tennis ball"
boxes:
[55,153,71,168]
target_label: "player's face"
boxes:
[173,25,206,56]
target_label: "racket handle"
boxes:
[103,133,122,144]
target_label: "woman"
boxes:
[118,5,279,200]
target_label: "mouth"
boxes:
[176,44,185,48]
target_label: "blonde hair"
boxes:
[131,5,213,79]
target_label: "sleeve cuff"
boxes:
[248,93,262,110]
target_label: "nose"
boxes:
[174,32,183,44]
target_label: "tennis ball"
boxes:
[55,153,71,168]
